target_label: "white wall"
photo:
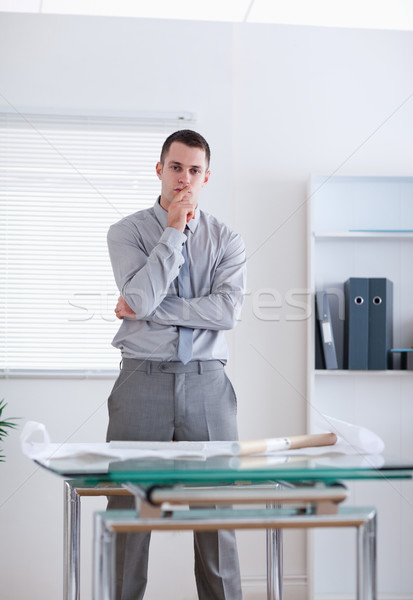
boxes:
[1,13,413,600]
[231,23,413,600]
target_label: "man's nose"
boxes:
[179,170,191,183]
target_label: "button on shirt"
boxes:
[107,198,246,362]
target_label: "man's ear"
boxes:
[155,161,163,180]
[203,170,211,187]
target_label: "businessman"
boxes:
[106,129,246,600]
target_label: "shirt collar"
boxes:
[153,196,200,233]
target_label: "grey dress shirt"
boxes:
[107,198,246,362]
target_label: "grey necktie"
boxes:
[177,231,193,364]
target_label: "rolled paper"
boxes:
[232,432,337,457]
[288,432,337,450]
[315,415,385,455]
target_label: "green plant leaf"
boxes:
[0,400,20,460]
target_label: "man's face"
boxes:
[156,141,210,210]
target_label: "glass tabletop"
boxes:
[38,452,413,485]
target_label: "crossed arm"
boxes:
[115,296,135,319]
[108,225,246,331]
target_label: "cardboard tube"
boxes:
[232,432,337,457]
[288,432,337,450]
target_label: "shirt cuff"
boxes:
[160,227,187,250]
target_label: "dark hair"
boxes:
[160,129,211,169]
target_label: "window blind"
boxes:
[0,112,193,375]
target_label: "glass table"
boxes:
[38,450,413,600]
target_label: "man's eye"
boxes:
[191,169,200,175]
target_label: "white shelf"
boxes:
[315,369,412,376]
[314,231,413,239]
[308,175,413,397]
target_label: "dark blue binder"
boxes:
[315,309,325,369]
[390,349,413,370]
[368,278,393,370]
[344,278,369,369]
[316,291,338,369]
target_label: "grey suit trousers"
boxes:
[106,358,243,600]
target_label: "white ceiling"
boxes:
[1,0,413,31]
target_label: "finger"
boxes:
[174,185,193,202]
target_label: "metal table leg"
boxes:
[64,481,131,600]
[266,527,283,600]
[93,511,117,600]
[357,511,377,600]
[64,481,81,600]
